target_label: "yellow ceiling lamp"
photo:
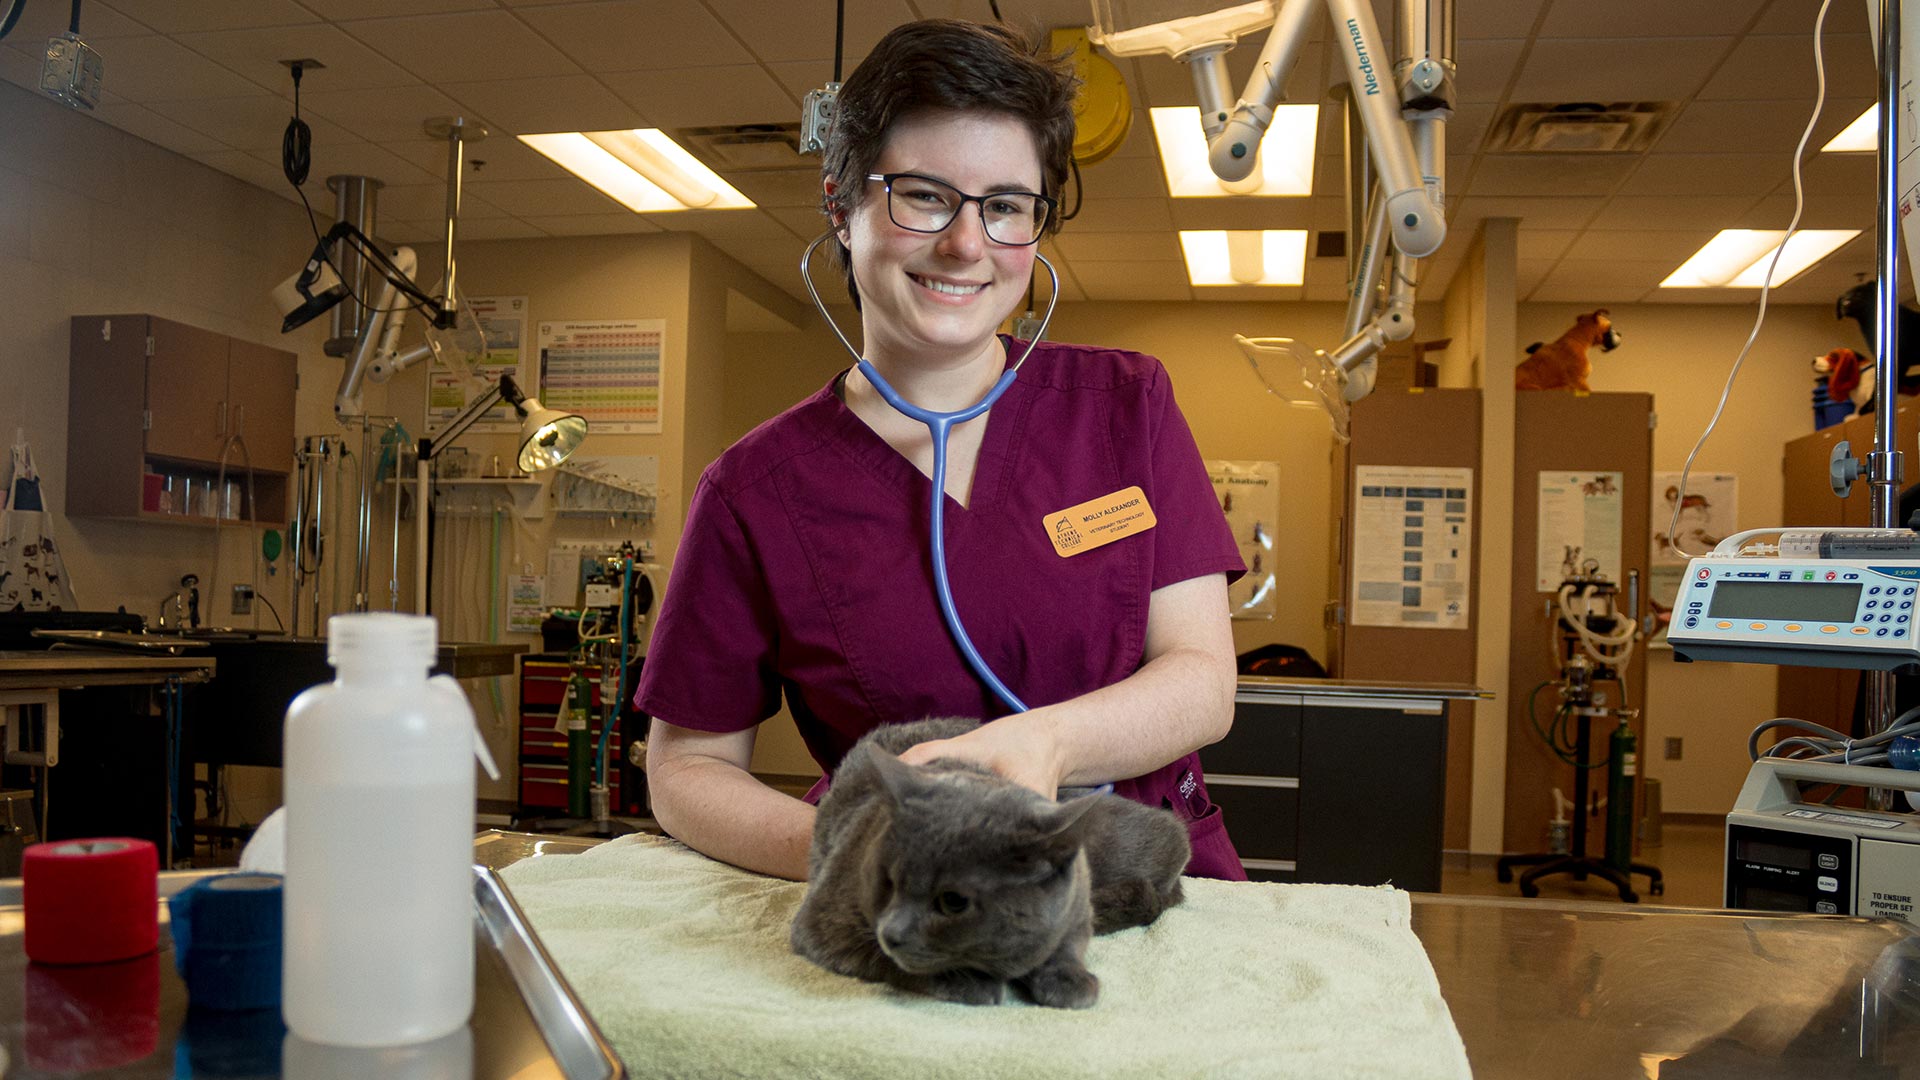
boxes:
[1052,27,1132,165]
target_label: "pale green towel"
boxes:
[499,833,1470,1080]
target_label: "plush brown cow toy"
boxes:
[1515,309,1622,392]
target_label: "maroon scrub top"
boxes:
[636,339,1249,879]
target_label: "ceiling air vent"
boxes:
[1486,102,1675,154]
[676,123,808,171]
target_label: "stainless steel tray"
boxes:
[0,864,625,1078]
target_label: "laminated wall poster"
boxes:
[1649,471,1737,614]
[536,319,665,434]
[1350,465,1473,629]
[1537,472,1623,592]
[1207,460,1281,620]
[426,296,531,432]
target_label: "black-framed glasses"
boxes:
[866,173,1054,247]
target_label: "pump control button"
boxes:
[1866,601,1878,609]
[1817,875,1839,892]
[1717,621,1734,630]
[1871,587,1883,595]
[1816,901,1839,914]
[1853,627,1873,635]
[1784,623,1803,632]
[1818,854,1840,870]
[1821,625,1840,634]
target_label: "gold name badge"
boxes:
[1043,486,1157,558]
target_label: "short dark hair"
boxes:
[818,19,1078,306]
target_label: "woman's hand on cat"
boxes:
[897,714,1065,800]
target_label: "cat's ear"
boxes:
[1029,794,1098,866]
[867,745,922,804]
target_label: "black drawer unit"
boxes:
[1204,679,1465,892]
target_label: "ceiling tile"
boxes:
[1515,258,1556,293]
[1054,232,1182,262]
[1556,229,1716,264]
[378,133,572,182]
[94,35,270,100]
[1698,33,1879,102]
[1073,154,1168,200]
[0,44,40,92]
[1449,103,1498,156]
[104,1,317,34]
[300,84,469,143]
[724,169,821,209]
[442,74,642,134]
[1068,198,1174,232]
[764,60,837,101]
[1510,38,1730,103]
[339,11,580,84]
[175,24,417,93]
[1454,39,1524,104]
[1786,152,1879,197]
[191,148,304,198]
[466,176,625,216]
[701,0,917,65]
[1653,97,1871,156]
[1070,260,1191,300]
[1466,154,1635,198]
[1618,154,1784,197]
[298,0,502,17]
[516,0,754,71]
[1451,195,1601,231]
[1753,0,1870,35]
[601,65,794,129]
[1734,192,1875,230]
[1517,228,1579,261]
[246,139,440,188]
[764,205,827,239]
[372,183,509,220]
[148,93,354,151]
[458,217,550,240]
[1191,284,1306,302]
[642,208,794,240]
[1168,198,1313,231]
[1537,0,1767,38]
[1583,194,1762,230]
[521,213,665,236]
[90,100,226,155]
[1457,0,1547,39]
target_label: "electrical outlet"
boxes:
[231,584,254,616]
[1664,736,1683,761]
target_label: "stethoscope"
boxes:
[801,231,1060,715]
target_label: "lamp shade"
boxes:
[515,399,587,472]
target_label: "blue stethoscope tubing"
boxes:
[801,231,1061,715]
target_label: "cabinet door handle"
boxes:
[234,403,245,435]
[217,401,228,435]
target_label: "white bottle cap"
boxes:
[327,613,437,669]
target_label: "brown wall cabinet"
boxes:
[65,314,295,525]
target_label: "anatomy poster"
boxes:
[1350,466,1473,629]
[536,318,665,434]
[427,295,530,432]
[1648,471,1736,616]
[1208,460,1281,620]
[1537,472,1623,591]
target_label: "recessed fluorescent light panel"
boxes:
[1150,106,1318,197]
[518,129,754,212]
[1659,229,1861,288]
[1179,230,1308,285]
[1821,106,1877,153]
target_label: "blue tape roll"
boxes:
[168,873,283,1012]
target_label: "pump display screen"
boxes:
[1709,581,1861,622]
[1736,836,1812,870]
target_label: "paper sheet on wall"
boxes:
[537,318,665,434]
[427,296,531,432]
[1650,471,1737,612]
[1207,460,1280,620]
[1350,466,1473,629]
[509,574,546,633]
[1537,472,1623,591]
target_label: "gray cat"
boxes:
[789,717,1190,1008]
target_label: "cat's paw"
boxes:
[1018,962,1100,1009]
[925,968,1005,1006]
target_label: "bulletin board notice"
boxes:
[1350,465,1473,630]
[536,318,665,434]
[1537,472,1623,591]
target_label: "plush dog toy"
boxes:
[1515,309,1621,392]
[1813,347,1873,415]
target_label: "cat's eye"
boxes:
[934,891,970,916]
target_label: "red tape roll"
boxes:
[23,838,159,965]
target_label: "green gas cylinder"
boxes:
[1605,718,1637,872]
[565,671,593,819]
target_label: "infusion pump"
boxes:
[1726,759,1920,924]
[1667,557,1920,672]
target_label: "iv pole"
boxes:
[1866,0,1904,808]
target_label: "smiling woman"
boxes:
[636,18,1250,887]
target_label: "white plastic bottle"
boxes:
[282,613,491,1047]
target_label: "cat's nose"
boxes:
[878,925,908,952]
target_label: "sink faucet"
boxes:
[160,574,200,631]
